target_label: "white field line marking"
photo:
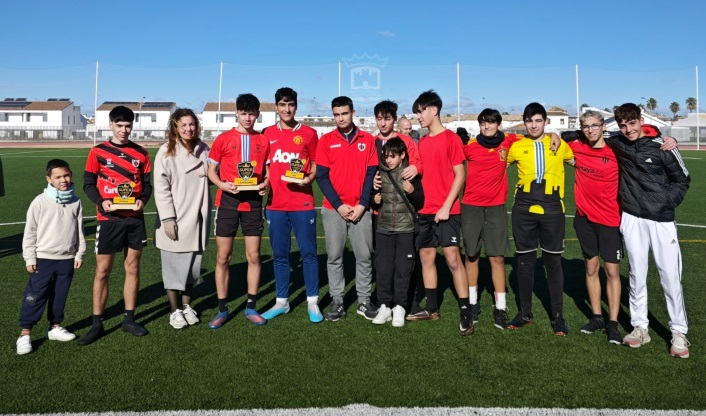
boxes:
[2,210,706,229]
[4,404,706,416]
[0,148,78,156]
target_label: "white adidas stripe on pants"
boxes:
[620,212,688,334]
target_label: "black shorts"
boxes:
[95,217,147,254]
[416,214,461,249]
[214,207,263,237]
[461,203,509,257]
[573,213,622,263]
[511,206,565,254]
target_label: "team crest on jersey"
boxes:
[498,148,508,161]
[293,136,303,145]
[132,159,140,168]
[358,143,366,151]
[602,156,609,164]
[106,158,114,168]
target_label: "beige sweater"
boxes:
[22,192,86,266]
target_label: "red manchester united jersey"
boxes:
[569,140,620,227]
[208,128,269,211]
[418,129,465,215]
[263,122,318,211]
[85,140,151,221]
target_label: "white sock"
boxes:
[495,292,506,310]
[469,286,478,304]
[275,297,289,307]
[306,296,318,308]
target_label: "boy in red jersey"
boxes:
[316,96,378,321]
[405,90,473,336]
[461,109,514,330]
[207,93,270,329]
[568,110,623,344]
[78,105,152,345]
[261,87,323,323]
[374,100,422,180]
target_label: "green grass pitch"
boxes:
[0,146,704,413]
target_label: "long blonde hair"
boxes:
[166,108,201,156]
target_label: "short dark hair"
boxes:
[275,87,297,107]
[523,102,547,121]
[382,137,408,157]
[236,93,260,112]
[331,96,354,111]
[374,100,398,119]
[46,159,71,176]
[614,103,641,124]
[412,90,442,113]
[109,105,134,123]
[456,127,470,144]
[478,108,502,124]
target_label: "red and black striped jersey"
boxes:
[85,140,152,221]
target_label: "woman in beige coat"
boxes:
[154,109,211,329]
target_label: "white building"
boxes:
[201,102,276,139]
[0,98,84,139]
[95,101,176,140]
[670,112,706,142]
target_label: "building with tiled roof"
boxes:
[201,101,277,138]
[0,98,84,140]
[95,101,176,140]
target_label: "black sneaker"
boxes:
[508,310,534,329]
[356,301,378,320]
[405,309,441,321]
[409,301,424,315]
[326,300,346,321]
[470,303,480,323]
[580,316,605,334]
[77,325,105,346]
[459,315,474,336]
[551,313,569,336]
[606,321,623,345]
[122,321,148,336]
[493,308,508,330]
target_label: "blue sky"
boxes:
[1,0,704,116]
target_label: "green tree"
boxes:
[581,103,589,108]
[646,98,658,111]
[685,97,697,112]
[669,102,680,119]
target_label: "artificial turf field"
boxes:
[0,146,704,414]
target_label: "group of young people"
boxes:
[17,88,691,359]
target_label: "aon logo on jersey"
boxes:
[272,149,300,164]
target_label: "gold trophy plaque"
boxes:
[234,161,259,191]
[281,158,306,184]
[110,182,138,210]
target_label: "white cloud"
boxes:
[377,31,395,38]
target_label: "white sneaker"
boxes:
[17,335,32,355]
[169,310,188,329]
[392,305,405,327]
[670,332,690,359]
[623,326,651,348]
[47,326,76,341]
[182,305,200,325]
[372,304,392,325]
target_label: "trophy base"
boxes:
[235,185,260,191]
[281,175,305,184]
[108,203,139,211]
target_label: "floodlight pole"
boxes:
[575,65,580,120]
[457,63,460,122]
[338,62,341,96]
[697,65,700,150]
[217,61,223,135]
[94,61,99,146]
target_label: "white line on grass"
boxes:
[0,148,78,156]
[2,210,706,229]
[6,404,706,416]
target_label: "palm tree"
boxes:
[646,98,658,111]
[669,102,680,119]
[685,97,697,112]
